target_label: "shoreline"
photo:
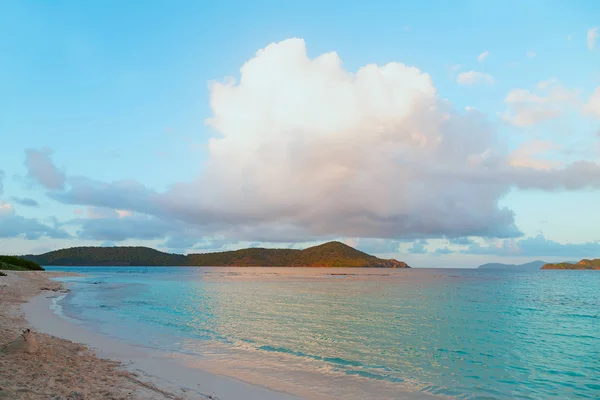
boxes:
[7,270,442,400]
[1,271,300,400]
[25,294,303,400]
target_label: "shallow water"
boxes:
[47,267,600,399]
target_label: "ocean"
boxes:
[46,267,600,399]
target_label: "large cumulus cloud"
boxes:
[31,39,600,243]
[165,38,521,240]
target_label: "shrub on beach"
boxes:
[0,256,44,271]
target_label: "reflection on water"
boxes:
[48,267,600,399]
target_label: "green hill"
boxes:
[542,259,600,270]
[23,246,186,266]
[0,256,44,271]
[23,241,410,268]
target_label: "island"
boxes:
[476,260,547,271]
[542,259,600,270]
[21,241,410,268]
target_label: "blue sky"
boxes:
[1,0,599,267]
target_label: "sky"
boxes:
[1,0,600,267]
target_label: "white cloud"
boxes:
[25,148,65,190]
[588,27,598,50]
[584,86,600,118]
[86,206,134,219]
[0,202,68,239]
[447,64,461,74]
[41,39,600,244]
[478,51,489,63]
[536,78,558,89]
[0,202,14,215]
[526,51,536,58]
[456,71,494,85]
[568,34,573,41]
[116,209,133,218]
[502,79,579,126]
[509,140,562,171]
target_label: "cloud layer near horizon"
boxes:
[24,39,600,245]
[0,202,68,240]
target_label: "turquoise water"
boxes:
[48,267,600,399]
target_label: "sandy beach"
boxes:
[0,271,300,400]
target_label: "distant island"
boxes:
[21,241,410,268]
[476,260,547,270]
[542,259,600,270]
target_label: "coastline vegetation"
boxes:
[542,259,600,270]
[0,256,44,271]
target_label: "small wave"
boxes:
[344,369,405,382]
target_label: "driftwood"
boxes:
[1,328,39,354]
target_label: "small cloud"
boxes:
[87,206,113,219]
[583,86,600,118]
[446,64,461,79]
[408,239,428,254]
[536,78,558,89]
[115,209,133,218]
[509,140,562,171]
[478,51,490,63]
[24,148,66,190]
[0,202,69,239]
[86,207,133,220]
[465,106,478,112]
[448,237,474,246]
[457,71,494,85]
[588,27,598,50]
[11,197,40,207]
[502,79,579,126]
[526,51,536,58]
[434,247,453,255]
[355,238,401,254]
[568,34,573,41]
[0,202,14,215]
